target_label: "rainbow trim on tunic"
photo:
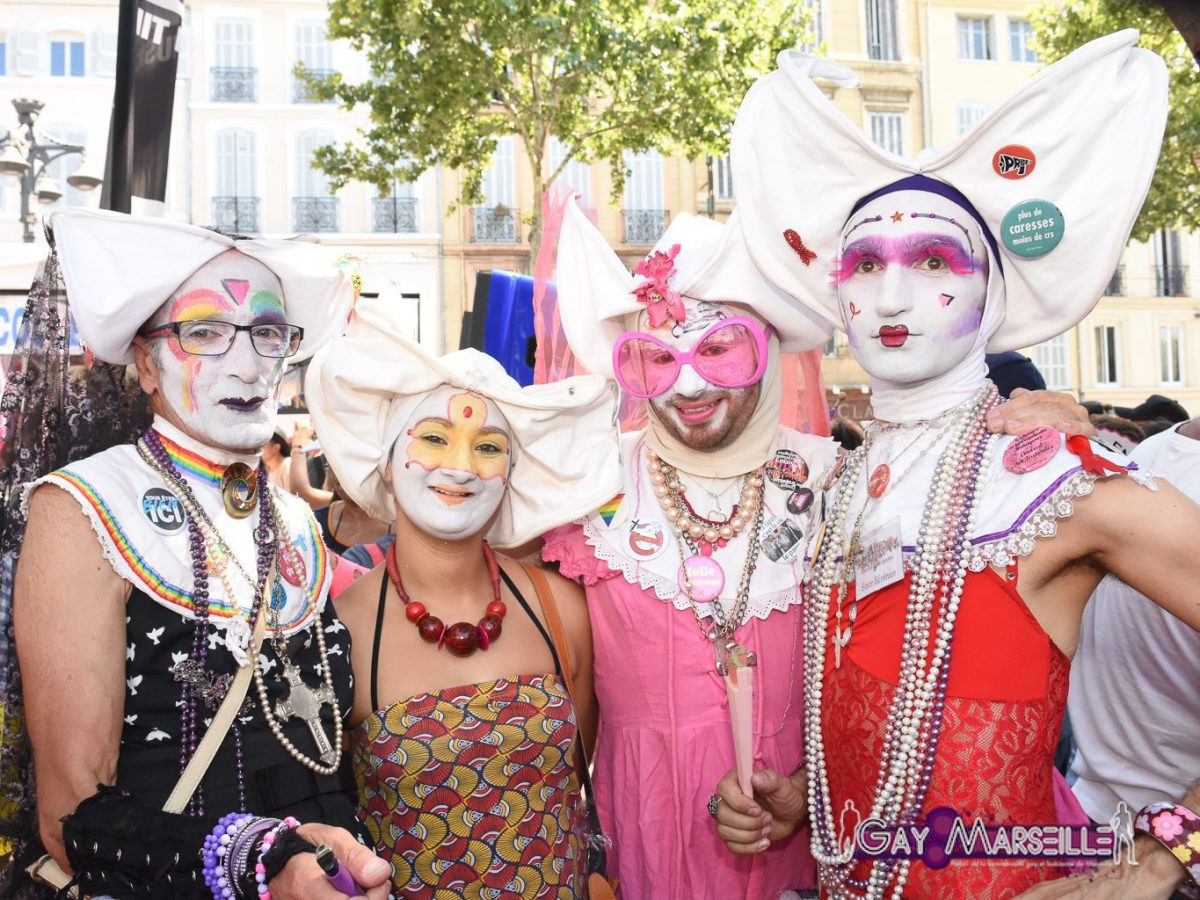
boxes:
[47,468,327,629]
[156,431,225,488]
[47,468,240,618]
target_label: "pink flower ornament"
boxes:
[632,243,686,328]
[1151,810,1186,841]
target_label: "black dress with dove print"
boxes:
[116,586,357,825]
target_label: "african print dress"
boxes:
[352,673,583,898]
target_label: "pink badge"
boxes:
[279,543,307,587]
[679,555,725,602]
[1003,427,1060,474]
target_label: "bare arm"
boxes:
[15,485,129,869]
[549,570,597,758]
[1075,475,1200,631]
[287,449,334,509]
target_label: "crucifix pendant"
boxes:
[274,664,338,765]
[715,639,757,676]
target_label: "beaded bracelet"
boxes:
[227,817,279,899]
[1134,801,1200,900]
[254,816,300,900]
[202,812,257,900]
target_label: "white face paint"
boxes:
[391,386,512,541]
[834,190,989,384]
[145,250,288,452]
[644,298,764,452]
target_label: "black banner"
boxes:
[101,0,184,214]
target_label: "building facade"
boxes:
[2,0,1196,414]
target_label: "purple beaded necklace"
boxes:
[139,428,276,816]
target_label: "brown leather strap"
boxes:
[521,563,573,689]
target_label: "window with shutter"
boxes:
[865,0,898,61]
[293,130,338,232]
[45,123,89,207]
[93,26,118,78]
[954,102,986,138]
[13,28,39,76]
[867,112,904,155]
[1029,334,1070,390]
[549,137,590,204]
[623,149,666,243]
[957,18,992,60]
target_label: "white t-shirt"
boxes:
[1069,423,1200,820]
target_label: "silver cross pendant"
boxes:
[274,664,338,765]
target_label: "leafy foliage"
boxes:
[304,0,813,249]
[1031,0,1200,241]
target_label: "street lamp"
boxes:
[0,97,103,243]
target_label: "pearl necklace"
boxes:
[651,449,763,554]
[804,385,999,898]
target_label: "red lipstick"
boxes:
[877,326,910,348]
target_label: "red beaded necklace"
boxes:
[386,542,507,657]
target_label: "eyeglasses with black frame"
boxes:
[140,320,305,359]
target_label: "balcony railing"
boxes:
[292,69,336,104]
[212,196,260,234]
[1104,266,1124,297]
[210,67,257,103]
[373,196,418,233]
[623,209,668,244]
[471,206,518,243]
[1156,264,1189,297]
[292,197,339,233]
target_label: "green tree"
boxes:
[1031,0,1200,241]
[305,0,814,257]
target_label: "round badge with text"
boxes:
[1001,199,1065,259]
[678,555,725,602]
[1003,427,1061,474]
[140,487,187,534]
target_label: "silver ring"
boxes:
[707,794,722,819]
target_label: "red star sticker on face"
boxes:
[891,211,904,223]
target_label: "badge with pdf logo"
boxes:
[141,487,187,534]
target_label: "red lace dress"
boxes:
[823,567,1068,899]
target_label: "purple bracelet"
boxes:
[202,812,256,900]
[1134,801,1200,900]
[226,817,278,898]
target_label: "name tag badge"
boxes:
[855,517,904,598]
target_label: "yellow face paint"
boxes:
[404,392,511,492]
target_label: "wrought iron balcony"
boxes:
[292,70,336,104]
[292,197,339,233]
[210,67,257,103]
[623,209,668,244]
[1156,264,1189,297]
[471,206,518,243]
[211,196,260,234]
[373,196,418,233]
[1104,266,1124,297]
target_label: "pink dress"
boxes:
[544,524,816,900]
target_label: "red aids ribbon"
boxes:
[1065,435,1127,477]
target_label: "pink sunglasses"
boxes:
[612,316,773,400]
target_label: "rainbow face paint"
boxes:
[392,387,512,540]
[147,251,288,452]
[833,194,988,385]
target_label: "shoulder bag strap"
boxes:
[163,566,273,814]
[521,563,573,687]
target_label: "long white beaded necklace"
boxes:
[137,439,343,776]
[804,385,999,898]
